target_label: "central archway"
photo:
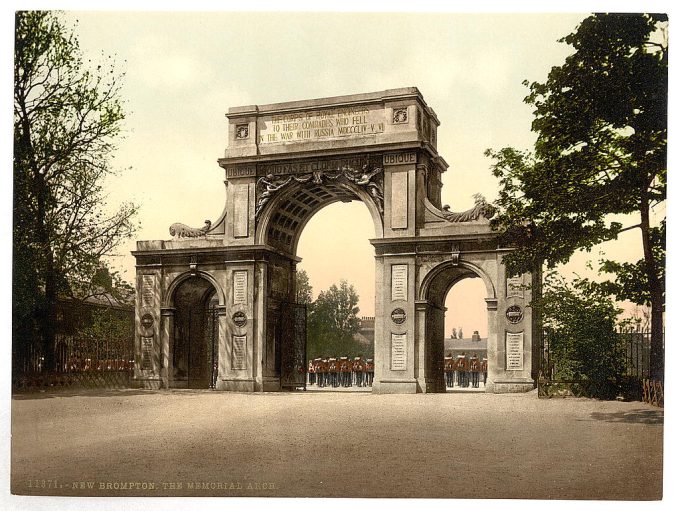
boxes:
[298,201,376,390]
[255,176,383,391]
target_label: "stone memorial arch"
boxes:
[133,88,540,393]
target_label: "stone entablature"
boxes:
[222,87,440,160]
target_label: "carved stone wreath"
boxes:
[235,124,249,139]
[393,108,408,124]
[254,164,384,219]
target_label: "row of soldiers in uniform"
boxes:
[308,356,375,387]
[445,352,487,388]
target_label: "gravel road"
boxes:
[11,388,663,500]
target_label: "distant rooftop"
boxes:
[443,337,487,352]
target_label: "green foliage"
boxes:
[13,11,138,370]
[537,271,626,398]
[486,13,667,380]
[307,280,362,360]
[486,13,666,275]
[598,220,665,305]
[295,269,313,305]
[77,307,134,356]
[72,265,135,313]
[486,146,625,275]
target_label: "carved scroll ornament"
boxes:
[254,164,384,218]
[169,220,212,238]
[441,193,495,223]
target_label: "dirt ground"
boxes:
[10,388,663,500]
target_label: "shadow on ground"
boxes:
[11,388,163,400]
[588,409,664,425]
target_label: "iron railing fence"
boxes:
[13,333,134,391]
[538,328,661,402]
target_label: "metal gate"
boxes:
[279,301,307,390]
[206,306,219,389]
[175,305,219,389]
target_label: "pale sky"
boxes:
[43,10,663,336]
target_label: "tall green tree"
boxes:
[486,13,667,380]
[307,280,361,360]
[295,269,313,305]
[14,11,138,372]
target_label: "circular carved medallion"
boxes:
[505,305,524,324]
[391,308,407,325]
[141,313,154,329]
[232,311,247,327]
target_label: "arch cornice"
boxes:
[418,258,496,305]
[254,179,384,253]
[162,270,226,308]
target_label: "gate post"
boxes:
[160,307,175,388]
[373,256,418,394]
[216,263,258,391]
[486,258,535,393]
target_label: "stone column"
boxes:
[374,255,418,394]
[426,303,446,393]
[134,269,162,389]
[218,262,257,392]
[254,259,270,391]
[414,301,428,392]
[488,257,534,393]
[160,307,175,388]
[372,254,384,392]
[484,297,498,393]
[216,304,227,388]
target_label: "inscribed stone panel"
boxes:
[141,336,153,371]
[390,172,408,229]
[233,184,249,238]
[258,106,386,145]
[391,333,407,370]
[506,332,524,370]
[233,271,247,305]
[232,335,246,370]
[391,264,408,302]
[141,275,155,308]
[506,275,524,299]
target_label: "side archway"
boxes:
[417,259,497,393]
[163,270,225,309]
[419,259,496,305]
[165,273,222,389]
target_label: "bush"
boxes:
[536,271,627,399]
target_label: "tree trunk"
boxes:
[42,257,57,373]
[649,289,664,382]
[640,192,664,382]
[35,171,57,373]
